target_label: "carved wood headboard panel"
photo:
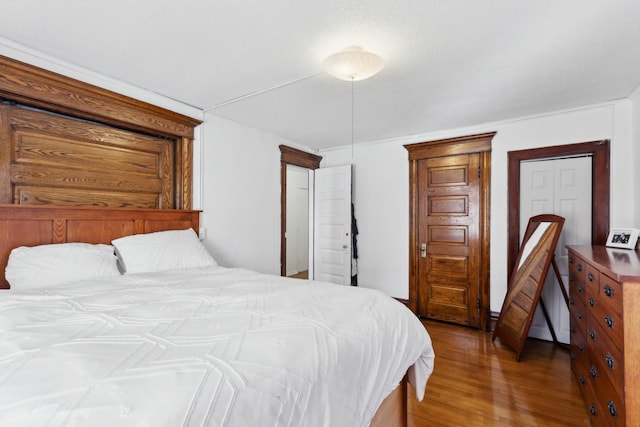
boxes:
[0,204,201,289]
[0,55,202,209]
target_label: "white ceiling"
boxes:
[1,0,639,150]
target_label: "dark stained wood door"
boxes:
[406,132,494,331]
[417,153,481,327]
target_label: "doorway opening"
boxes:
[286,165,311,278]
[279,145,322,278]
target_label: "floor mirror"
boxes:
[492,214,565,361]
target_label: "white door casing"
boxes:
[520,156,592,343]
[313,165,352,285]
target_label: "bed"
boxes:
[0,205,435,426]
[0,56,434,426]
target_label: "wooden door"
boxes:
[417,153,481,326]
[406,132,494,331]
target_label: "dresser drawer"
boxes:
[571,344,590,403]
[587,317,624,397]
[590,292,623,354]
[584,261,600,295]
[598,273,623,320]
[569,295,587,336]
[582,378,606,427]
[569,252,586,284]
[569,272,587,307]
[589,370,625,427]
[570,318,588,384]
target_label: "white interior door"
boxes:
[520,156,592,343]
[313,165,352,285]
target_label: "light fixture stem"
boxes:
[351,79,354,161]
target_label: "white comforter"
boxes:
[0,266,434,427]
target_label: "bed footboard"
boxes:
[370,376,408,427]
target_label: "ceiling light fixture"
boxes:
[322,46,384,161]
[322,46,384,82]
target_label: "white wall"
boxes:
[321,101,634,311]
[0,38,202,120]
[200,113,313,275]
[630,85,640,228]
[318,143,410,298]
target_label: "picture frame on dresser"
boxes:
[605,228,639,250]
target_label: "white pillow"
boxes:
[6,243,121,290]
[111,228,217,274]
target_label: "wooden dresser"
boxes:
[567,245,640,426]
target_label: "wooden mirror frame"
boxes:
[279,145,322,277]
[492,214,565,361]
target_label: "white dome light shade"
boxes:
[322,46,384,81]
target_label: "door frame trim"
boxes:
[506,140,610,283]
[279,145,322,277]
[405,132,495,331]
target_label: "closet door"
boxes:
[520,156,592,343]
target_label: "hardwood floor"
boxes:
[409,319,590,426]
[289,270,308,279]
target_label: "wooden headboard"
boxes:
[0,57,205,288]
[0,204,200,289]
[0,55,202,209]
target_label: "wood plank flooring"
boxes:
[288,270,309,279]
[408,319,590,426]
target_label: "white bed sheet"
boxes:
[0,266,434,427]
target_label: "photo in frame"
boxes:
[605,228,640,250]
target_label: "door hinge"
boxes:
[477,297,481,311]
[478,166,481,178]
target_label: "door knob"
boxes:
[420,243,427,258]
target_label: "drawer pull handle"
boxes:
[590,365,598,378]
[608,401,617,418]
[577,264,583,272]
[603,285,613,298]
[569,275,574,283]
[588,297,595,307]
[578,343,584,352]
[570,298,575,306]
[605,315,614,329]
[587,272,594,282]
[579,375,585,384]
[605,353,614,370]
[578,311,583,319]
[577,285,583,293]
[589,329,596,340]
[589,404,597,416]
[570,352,575,361]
